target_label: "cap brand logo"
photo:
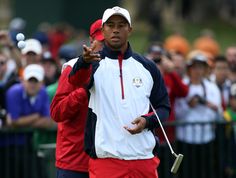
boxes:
[132,77,142,88]
[113,6,121,12]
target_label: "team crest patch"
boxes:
[132,77,142,88]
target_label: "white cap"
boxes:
[23,64,45,81]
[102,6,131,26]
[21,39,42,55]
[186,54,208,66]
[186,50,209,66]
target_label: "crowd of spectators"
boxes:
[145,32,236,178]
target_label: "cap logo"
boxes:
[132,77,142,88]
[113,6,121,12]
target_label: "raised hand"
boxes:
[83,43,101,63]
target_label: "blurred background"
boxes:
[1,0,236,53]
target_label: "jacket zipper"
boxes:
[118,53,125,99]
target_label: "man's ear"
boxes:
[128,26,133,36]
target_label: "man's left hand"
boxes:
[124,117,146,134]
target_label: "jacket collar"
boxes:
[100,42,133,60]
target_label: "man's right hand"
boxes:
[83,44,101,63]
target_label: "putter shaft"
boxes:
[150,102,184,174]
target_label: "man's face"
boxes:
[171,53,186,73]
[226,47,236,65]
[102,15,132,51]
[23,78,42,96]
[24,52,42,65]
[213,61,229,84]
[42,61,57,79]
[188,62,207,80]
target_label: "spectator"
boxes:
[46,81,58,104]
[48,23,67,59]
[21,39,43,66]
[175,51,222,178]
[145,41,163,61]
[193,29,220,58]
[6,64,53,128]
[2,64,55,178]
[186,49,214,78]
[8,17,26,45]
[164,33,190,57]
[0,52,19,112]
[228,47,236,82]
[58,44,78,66]
[46,44,79,103]
[225,45,236,71]
[50,19,104,178]
[223,83,236,178]
[69,6,170,178]
[33,22,51,53]
[0,30,22,72]
[229,69,236,83]
[41,51,60,86]
[170,51,187,78]
[211,55,231,110]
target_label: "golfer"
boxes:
[69,6,170,178]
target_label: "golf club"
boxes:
[150,102,184,174]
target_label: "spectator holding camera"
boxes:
[175,50,222,178]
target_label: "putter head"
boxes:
[171,154,184,174]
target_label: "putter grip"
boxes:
[171,154,184,174]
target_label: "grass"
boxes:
[129,18,236,54]
[129,30,150,54]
